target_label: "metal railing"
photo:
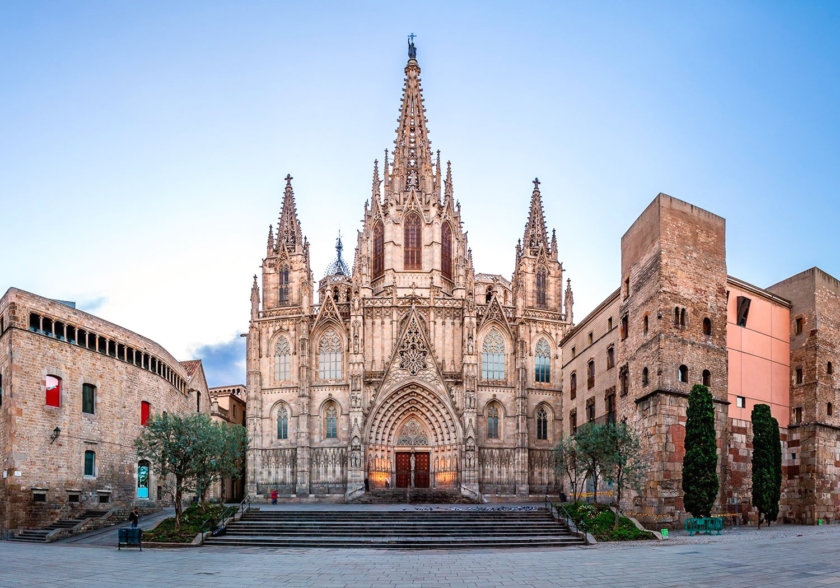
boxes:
[199,495,251,538]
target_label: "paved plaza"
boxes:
[2,517,840,587]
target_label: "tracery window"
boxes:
[441,222,452,280]
[487,404,500,439]
[373,222,384,278]
[536,407,548,440]
[325,403,338,439]
[318,329,342,380]
[481,329,505,380]
[535,338,551,383]
[275,337,290,382]
[536,267,547,307]
[277,406,288,440]
[404,213,422,270]
[279,264,290,305]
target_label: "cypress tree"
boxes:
[682,384,719,518]
[751,404,775,527]
[768,416,782,523]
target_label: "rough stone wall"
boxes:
[617,194,729,518]
[768,268,840,523]
[0,288,202,532]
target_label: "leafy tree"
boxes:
[682,384,718,518]
[135,413,207,529]
[194,421,249,510]
[554,436,582,502]
[602,422,645,528]
[751,404,781,527]
[574,423,611,504]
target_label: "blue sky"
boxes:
[2,1,839,387]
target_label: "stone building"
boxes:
[0,287,210,534]
[209,385,247,502]
[245,39,573,501]
[561,194,839,524]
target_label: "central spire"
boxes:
[523,178,549,254]
[391,35,434,197]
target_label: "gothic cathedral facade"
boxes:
[245,41,574,500]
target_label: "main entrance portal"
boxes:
[395,452,430,489]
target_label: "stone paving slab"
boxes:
[3,521,837,586]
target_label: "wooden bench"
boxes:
[118,527,143,550]
[685,517,723,536]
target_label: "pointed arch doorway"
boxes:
[365,384,461,490]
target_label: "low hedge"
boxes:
[562,502,655,541]
[142,504,227,543]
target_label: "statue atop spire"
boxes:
[408,33,417,59]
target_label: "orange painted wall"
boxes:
[727,282,790,427]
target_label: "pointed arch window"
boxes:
[325,403,338,439]
[481,329,505,381]
[536,407,549,441]
[487,404,500,439]
[277,406,288,440]
[441,222,452,280]
[318,330,342,380]
[278,264,290,305]
[536,267,547,307]
[373,222,384,278]
[404,213,422,270]
[535,338,551,383]
[275,337,290,382]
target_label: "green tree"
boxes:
[751,404,781,527]
[602,422,645,528]
[682,384,718,518]
[574,423,611,504]
[769,416,782,523]
[134,412,207,529]
[554,436,582,502]
[194,421,249,510]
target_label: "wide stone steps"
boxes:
[7,530,51,543]
[204,508,585,549]
[7,510,109,542]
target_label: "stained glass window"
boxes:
[487,404,500,439]
[536,267,546,307]
[404,213,422,270]
[275,337,290,382]
[277,407,288,440]
[373,222,384,278]
[481,329,505,380]
[318,330,342,380]
[279,264,290,304]
[325,404,338,439]
[535,338,550,383]
[537,407,548,440]
[441,222,452,280]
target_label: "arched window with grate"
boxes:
[481,329,505,380]
[275,337,290,382]
[277,406,288,440]
[373,222,384,278]
[536,407,548,440]
[325,403,338,439]
[487,404,500,439]
[536,267,547,307]
[404,213,422,270]
[441,222,452,280]
[535,338,551,383]
[318,329,342,380]
[279,264,290,304]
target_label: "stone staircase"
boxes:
[351,488,476,504]
[8,509,111,543]
[204,507,586,549]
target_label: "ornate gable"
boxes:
[376,306,447,398]
[313,291,343,331]
[480,294,512,336]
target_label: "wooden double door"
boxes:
[395,452,430,488]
